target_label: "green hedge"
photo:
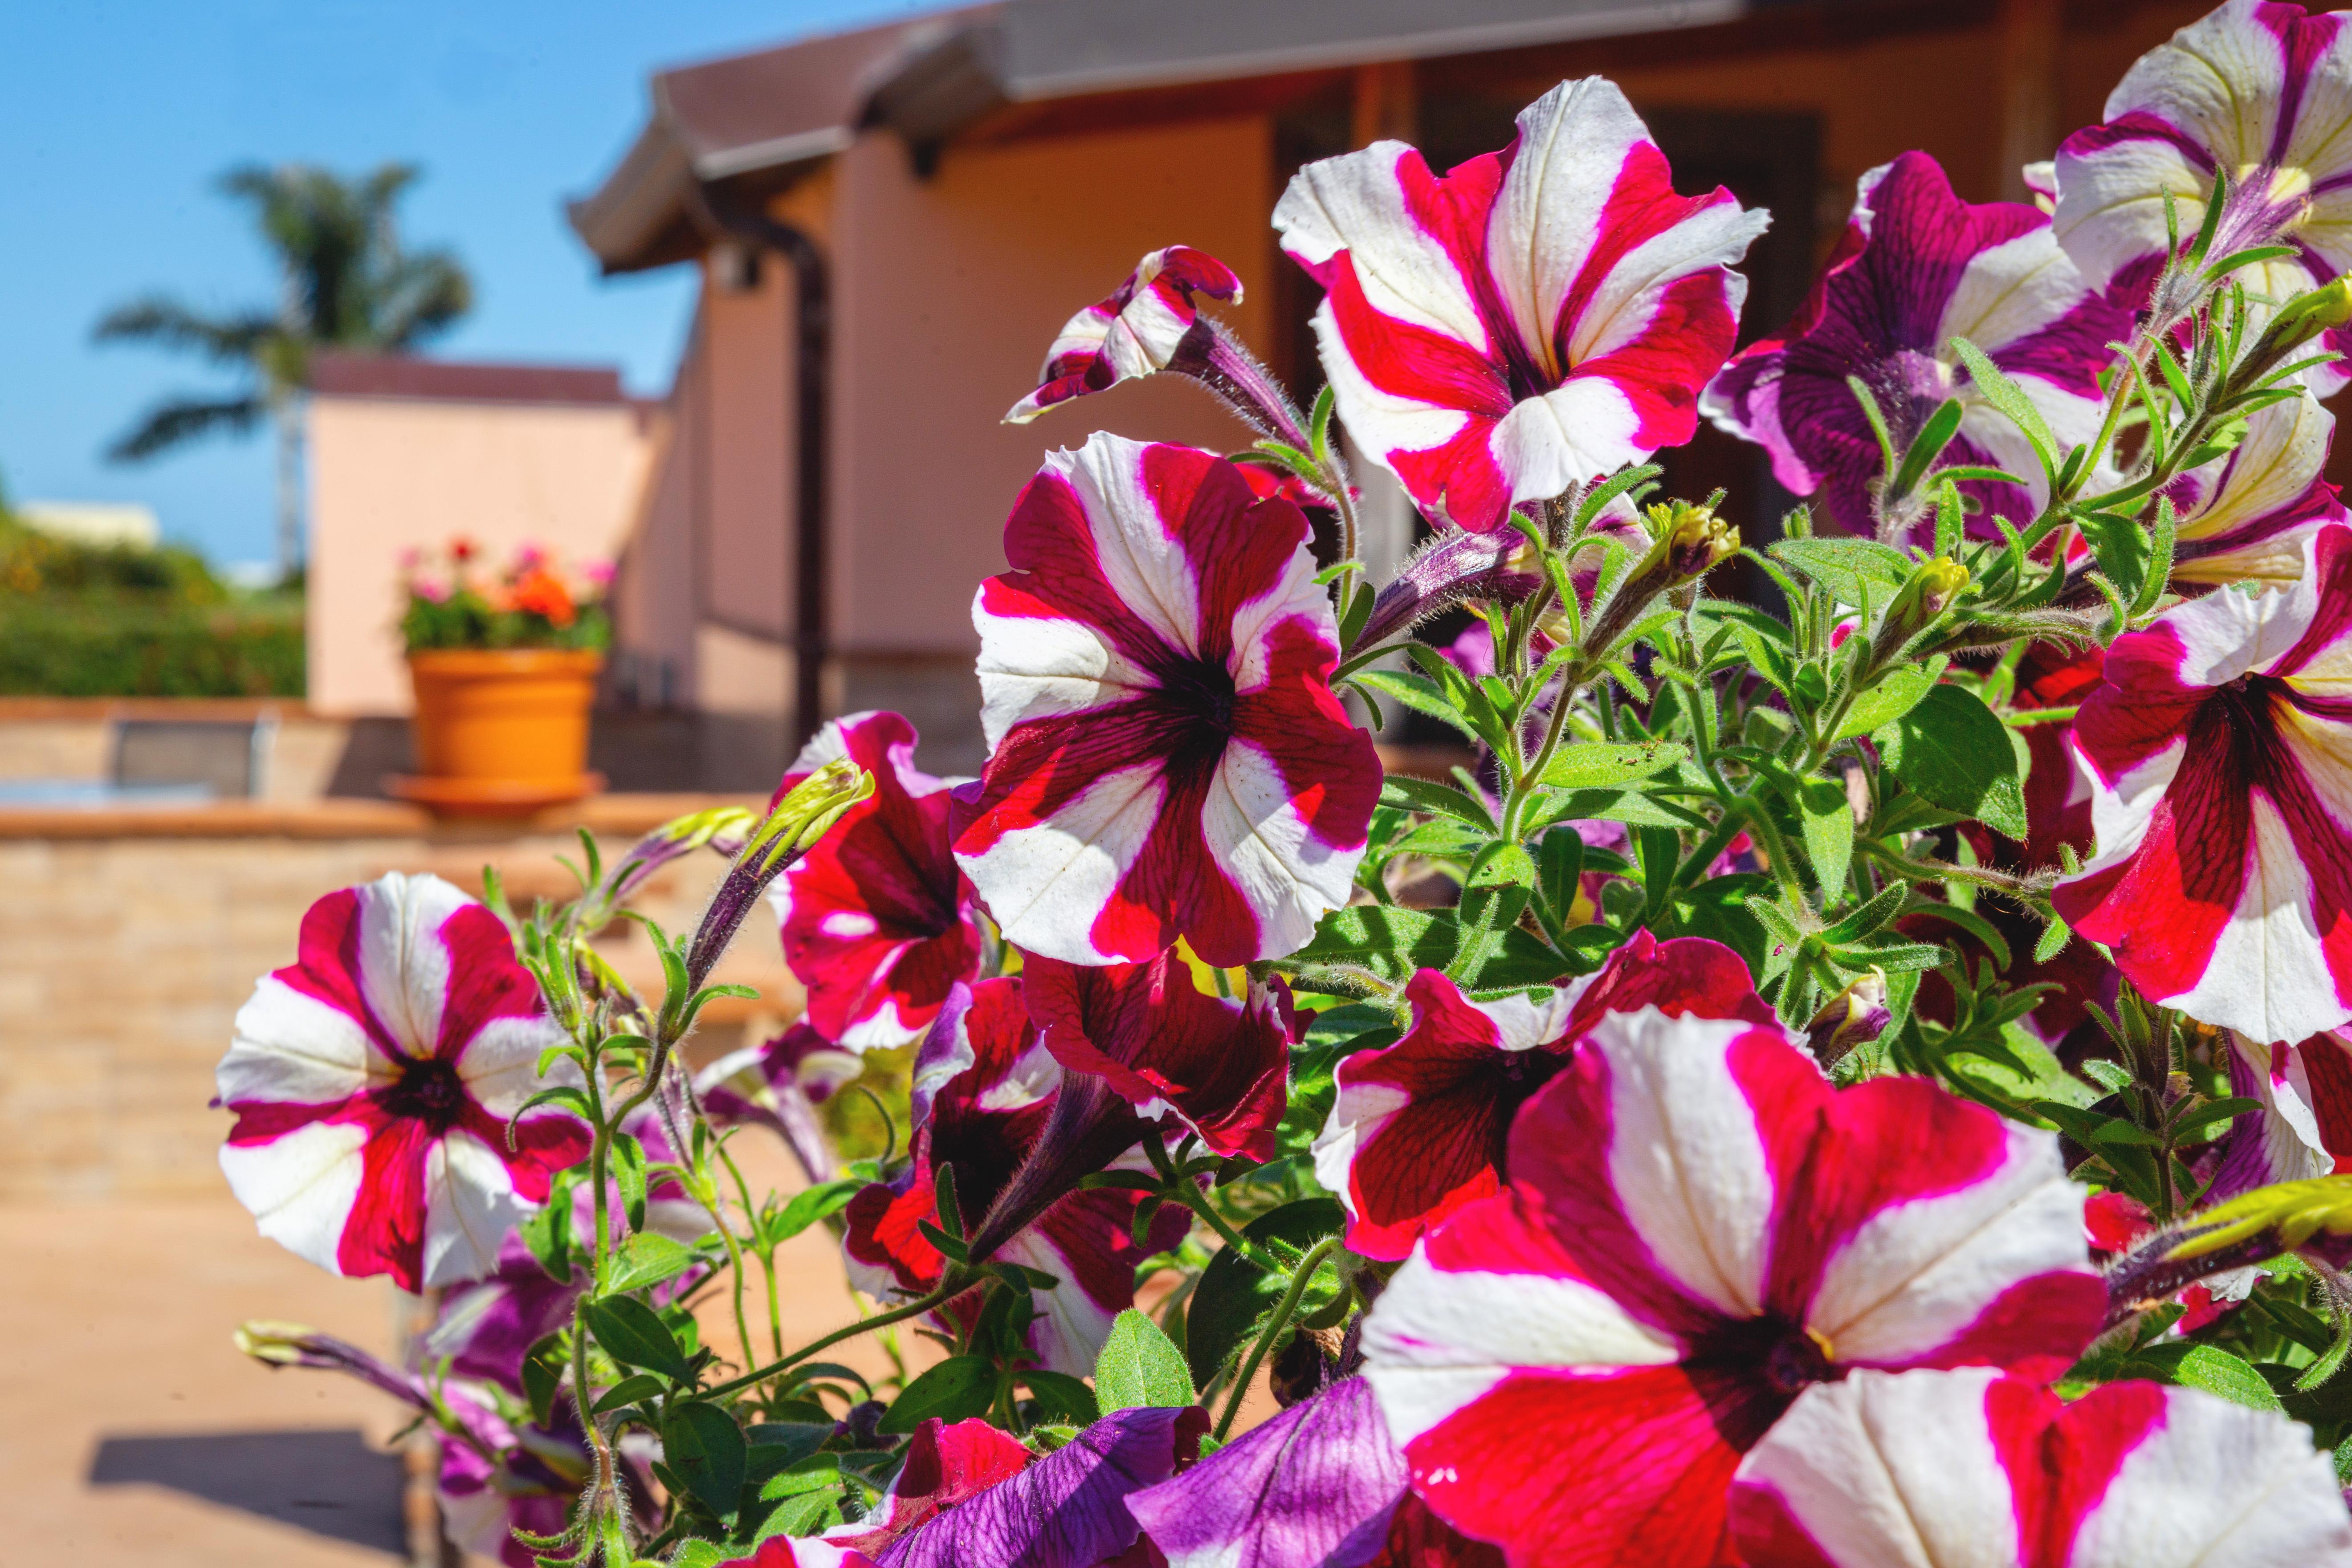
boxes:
[0,599,304,696]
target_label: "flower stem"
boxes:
[1215,1236,1340,1443]
[701,1275,969,1401]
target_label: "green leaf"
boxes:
[519,1185,575,1285]
[2170,1345,2285,1412]
[1540,740,1690,791]
[1290,906,1569,991]
[1664,874,1777,977]
[1889,397,1965,502]
[1020,1368,1101,1426]
[583,1295,693,1383]
[521,1333,565,1427]
[607,1233,700,1295]
[1185,1198,1346,1392]
[877,1355,997,1434]
[1768,537,1914,605]
[1379,774,1496,829]
[1949,337,2060,484]
[1096,1307,1196,1412]
[767,1177,865,1245]
[1874,684,2028,839]
[1795,777,1854,897]
[2076,511,2156,604]
[664,1399,750,1519]
[1834,656,1947,740]
[671,1542,730,1568]
[611,1131,648,1234]
[1351,671,1478,742]
[590,1373,667,1414]
[1544,787,1699,830]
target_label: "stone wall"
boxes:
[0,799,799,1203]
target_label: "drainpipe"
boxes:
[690,185,832,749]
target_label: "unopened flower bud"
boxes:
[1646,501,1740,585]
[686,758,873,991]
[2259,273,2352,360]
[1805,969,1891,1067]
[1875,558,1971,658]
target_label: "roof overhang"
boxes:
[867,0,1806,145]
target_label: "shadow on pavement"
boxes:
[88,1428,405,1553]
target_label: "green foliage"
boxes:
[0,598,302,696]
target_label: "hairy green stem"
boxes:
[1215,1236,1340,1443]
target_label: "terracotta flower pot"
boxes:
[391,648,605,817]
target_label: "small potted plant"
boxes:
[390,538,612,816]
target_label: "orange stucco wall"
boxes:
[307,395,653,715]
[828,114,1273,659]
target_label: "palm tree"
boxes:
[94,163,472,576]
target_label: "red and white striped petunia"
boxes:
[2055,525,2352,1043]
[770,710,982,1051]
[1003,246,1245,424]
[840,977,1185,1377]
[1360,1006,2101,1568]
[1273,77,1767,534]
[956,432,1380,967]
[216,873,588,1292]
[1311,933,1773,1261]
[1730,1367,2352,1567]
[2051,0,2352,390]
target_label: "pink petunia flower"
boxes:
[216,872,589,1292]
[770,710,982,1051]
[1003,246,1246,424]
[2051,0,2352,390]
[2054,525,2352,1043]
[2165,389,2350,586]
[1311,933,1773,1261]
[840,977,1184,1377]
[1705,151,2128,539]
[1273,77,1766,534]
[1360,1005,2102,1567]
[956,433,1380,967]
[1730,1367,2352,1566]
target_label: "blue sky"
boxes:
[0,0,934,567]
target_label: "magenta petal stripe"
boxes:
[2056,524,2352,1044]
[1361,1006,2097,1568]
[2052,0,2352,392]
[215,872,586,1292]
[957,432,1378,967]
[1275,76,1766,533]
[1730,1368,2352,1567]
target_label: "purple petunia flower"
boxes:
[1705,151,2128,539]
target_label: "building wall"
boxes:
[0,823,795,1202]
[827,114,1277,770]
[610,117,1279,777]
[306,395,655,715]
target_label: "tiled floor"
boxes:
[5,1135,896,1565]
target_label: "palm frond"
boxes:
[103,394,267,463]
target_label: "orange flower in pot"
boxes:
[390,539,611,817]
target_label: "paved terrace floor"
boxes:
[5,1134,905,1565]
